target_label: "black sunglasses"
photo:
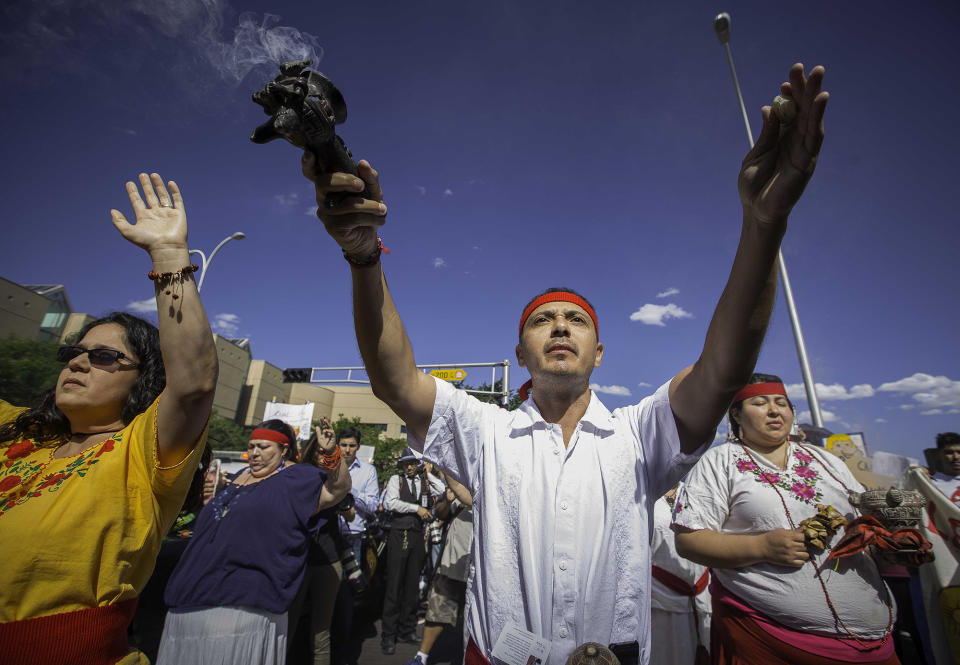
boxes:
[57,345,138,368]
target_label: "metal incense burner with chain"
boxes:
[250,59,369,209]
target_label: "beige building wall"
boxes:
[212,335,252,421]
[328,385,406,438]
[287,383,336,421]
[59,313,96,343]
[0,278,48,340]
[242,359,292,426]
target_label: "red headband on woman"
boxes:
[250,428,291,446]
[734,382,788,403]
[518,291,598,339]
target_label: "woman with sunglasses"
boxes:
[0,174,218,663]
[157,417,350,665]
[672,373,898,665]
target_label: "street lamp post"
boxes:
[713,12,824,428]
[189,232,246,292]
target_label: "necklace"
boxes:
[738,441,894,650]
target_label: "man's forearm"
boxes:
[351,267,433,438]
[671,214,783,448]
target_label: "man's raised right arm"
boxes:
[303,154,436,443]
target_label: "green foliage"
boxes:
[456,378,523,410]
[320,414,408,486]
[207,410,252,451]
[372,436,408,486]
[0,336,63,407]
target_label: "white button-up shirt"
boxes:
[340,458,380,535]
[414,377,706,665]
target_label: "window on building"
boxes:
[370,424,388,432]
[400,425,407,434]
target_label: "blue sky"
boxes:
[1,0,958,460]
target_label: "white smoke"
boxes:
[3,0,324,87]
[203,12,324,84]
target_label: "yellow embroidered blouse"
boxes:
[0,397,205,625]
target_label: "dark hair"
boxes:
[727,373,793,441]
[254,418,299,461]
[937,432,960,449]
[337,427,362,444]
[0,312,165,444]
[299,430,322,468]
[180,442,213,515]
[522,287,596,318]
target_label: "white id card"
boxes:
[491,621,552,665]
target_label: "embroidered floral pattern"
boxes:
[0,433,122,516]
[734,448,823,505]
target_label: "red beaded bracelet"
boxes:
[319,445,342,471]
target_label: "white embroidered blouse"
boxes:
[672,441,895,638]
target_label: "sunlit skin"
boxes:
[732,393,794,468]
[516,303,603,401]
[245,438,287,479]
[338,436,359,466]
[939,444,960,477]
[54,323,140,456]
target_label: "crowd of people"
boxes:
[1,61,959,665]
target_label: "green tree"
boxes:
[0,337,63,406]
[456,378,523,410]
[207,410,252,451]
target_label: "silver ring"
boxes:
[158,202,173,208]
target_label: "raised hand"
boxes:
[302,153,387,257]
[315,417,337,454]
[738,63,829,226]
[110,173,188,254]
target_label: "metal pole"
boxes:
[188,232,245,292]
[714,13,824,427]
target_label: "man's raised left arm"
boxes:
[669,63,829,453]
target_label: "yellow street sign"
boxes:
[429,368,468,382]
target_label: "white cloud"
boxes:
[656,287,679,298]
[798,409,839,423]
[629,303,692,327]
[950,408,960,414]
[416,186,426,196]
[305,206,318,216]
[784,382,875,402]
[875,418,886,423]
[115,127,137,136]
[900,404,914,410]
[443,188,454,197]
[274,192,299,206]
[878,373,960,409]
[637,381,652,388]
[433,257,447,269]
[126,297,157,313]
[590,383,632,396]
[921,409,944,416]
[212,313,240,336]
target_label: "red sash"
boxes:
[651,565,709,597]
[0,597,138,665]
[466,636,491,665]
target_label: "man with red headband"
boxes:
[304,63,828,665]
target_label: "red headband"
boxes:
[250,428,291,446]
[519,292,598,340]
[734,382,788,403]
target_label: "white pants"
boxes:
[650,608,710,665]
[157,605,288,665]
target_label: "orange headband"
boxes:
[733,382,787,403]
[519,292,598,339]
[250,428,291,446]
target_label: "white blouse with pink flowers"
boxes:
[672,441,895,638]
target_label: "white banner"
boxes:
[262,401,315,441]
